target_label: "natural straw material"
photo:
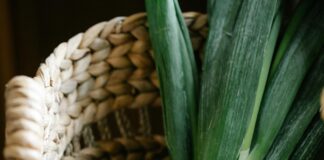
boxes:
[3,12,207,160]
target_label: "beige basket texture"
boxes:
[4,12,208,160]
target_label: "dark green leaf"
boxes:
[199,0,280,159]
[265,52,324,160]
[290,117,324,160]
[248,1,324,159]
[145,0,199,159]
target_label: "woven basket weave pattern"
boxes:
[4,12,207,160]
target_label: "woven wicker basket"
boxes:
[4,12,207,160]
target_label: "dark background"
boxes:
[0,0,323,159]
[9,0,206,76]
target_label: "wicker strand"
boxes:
[81,126,95,147]
[139,107,151,136]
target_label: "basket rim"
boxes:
[3,11,207,160]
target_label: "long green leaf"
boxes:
[290,117,324,160]
[269,0,315,76]
[145,0,198,159]
[198,0,243,155]
[265,52,324,160]
[199,0,280,159]
[248,2,324,159]
[239,11,282,160]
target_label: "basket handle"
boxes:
[4,76,45,160]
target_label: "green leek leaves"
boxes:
[248,1,324,159]
[145,0,199,159]
[199,0,280,159]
